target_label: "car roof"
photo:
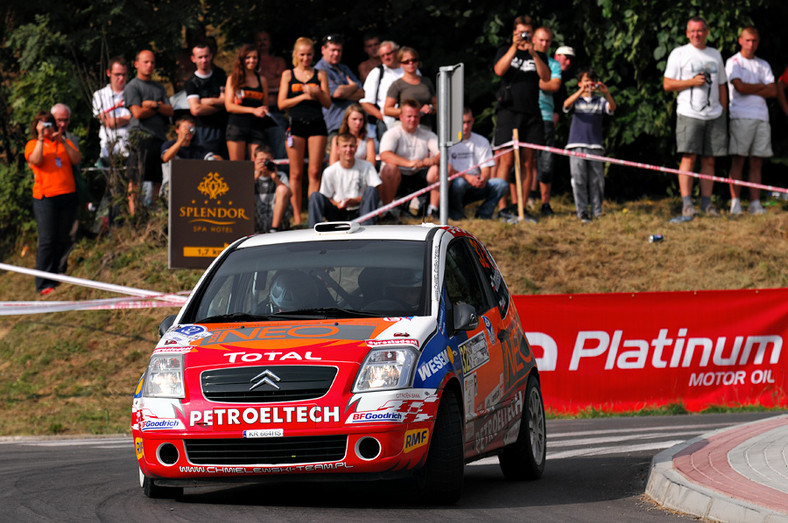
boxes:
[236,222,444,249]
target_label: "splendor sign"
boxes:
[169,160,254,269]
[514,289,787,413]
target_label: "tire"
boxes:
[140,467,183,499]
[499,374,546,480]
[415,390,464,504]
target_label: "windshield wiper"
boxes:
[269,307,382,319]
[195,312,274,323]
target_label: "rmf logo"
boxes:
[403,428,429,453]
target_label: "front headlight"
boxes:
[143,354,185,398]
[353,347,418,392]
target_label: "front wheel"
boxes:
[499,374,546,480]
[415,390,464,504]
[139,467,183,499]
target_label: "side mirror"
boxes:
[452,303,479,332]
[158,314,177,337]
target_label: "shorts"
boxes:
[494,109,544,147]
[195,126,228,158]
[289,116,327,139]
[676,113,727,156]
[537,120,556,184]
[126,133,163,184]
[397,168,429,197]
[728,118,772,157]
[226,118,269,145]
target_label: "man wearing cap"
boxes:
[553,46,575,119]
[315,35,365,135]
[552,45,575,195]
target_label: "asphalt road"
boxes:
[0,412,782,522]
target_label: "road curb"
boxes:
[645,420,788,523]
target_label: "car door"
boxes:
[442,238,506,454]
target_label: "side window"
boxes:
[469,239,510,316]
[444,239,490,313]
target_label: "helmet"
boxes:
[269,270,318,311]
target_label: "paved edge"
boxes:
[645,415,788,523]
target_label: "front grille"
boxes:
[201,366,337,402]
[184,436,347,465]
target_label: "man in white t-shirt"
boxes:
[726,26,775,215]
[360,40,404,142]
[664,16,728,218]
[92,56,132,165]
[308,133,381,226]
[379,99,440,215]
[448,108,508,220]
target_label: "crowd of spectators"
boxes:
[25,15,788,293]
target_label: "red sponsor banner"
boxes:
[514,289,787,413]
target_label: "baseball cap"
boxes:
[556,46,575,57]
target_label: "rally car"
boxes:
[133,222,545,503]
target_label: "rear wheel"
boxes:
[415,390,464,504]
[499,374,546,480]
[139,467,183,499]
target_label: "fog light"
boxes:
[157,443,179,466]
[355,437,381,460]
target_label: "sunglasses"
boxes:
[380,50,396,58]
[400,58,418,65]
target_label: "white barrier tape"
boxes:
[515,141,788,195]
[353,147,515,223]
[0,263,188,303]
[0,296,184,316]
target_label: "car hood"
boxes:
[155,316,437,368]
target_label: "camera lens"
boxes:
[188,127,196,134]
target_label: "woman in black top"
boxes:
[225,44,272,161]
[277,37,330,225]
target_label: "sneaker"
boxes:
[540,203,554,216]
[682,205,697,218]
[39,287,55,296]
[730,198,742,215]
[701,205,720,217]
[579,212,592,223]
[408,197,421,216]
[749,200,766,215]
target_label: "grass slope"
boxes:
[1,196,787,435]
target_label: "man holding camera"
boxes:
[492,15,550,216]
[664,16,727,218]
[253,146,292,233]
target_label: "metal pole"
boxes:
[438,68,450,225]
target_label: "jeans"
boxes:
[308,187,380,227]
[449,176,508,220]
[33,192,78,292]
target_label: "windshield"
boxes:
[185,239,429,322]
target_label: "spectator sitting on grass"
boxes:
[308,132,381,227]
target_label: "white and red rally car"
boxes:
[133,222,545,503]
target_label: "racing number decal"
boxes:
[471,241,492,270]
[500,325,533,390]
